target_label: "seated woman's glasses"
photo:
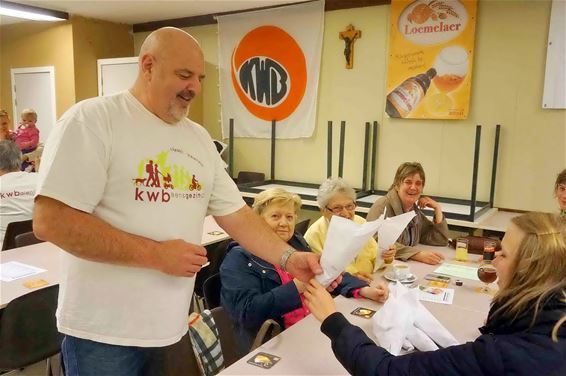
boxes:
[326,203,356,214]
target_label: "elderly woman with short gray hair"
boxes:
[304,178,395,283]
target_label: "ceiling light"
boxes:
[0,1,68,22]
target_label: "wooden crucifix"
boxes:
[339,24,361,69]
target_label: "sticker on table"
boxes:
[351,307,376,319]
[247,352,281,369]
[207,231,224,236]
[23,278,49,289]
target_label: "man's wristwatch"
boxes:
[279,247,297,272]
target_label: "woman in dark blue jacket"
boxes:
[220,188,389,356]
[304,212,566,376]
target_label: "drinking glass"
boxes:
[476,260,497,294]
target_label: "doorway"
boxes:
[10,66,57,143]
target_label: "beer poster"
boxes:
[385,0,478,119]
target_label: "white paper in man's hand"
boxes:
[315,216,383,286]
[377,210,416,251]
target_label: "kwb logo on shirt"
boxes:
[132,151,204,203]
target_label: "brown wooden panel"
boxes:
[133,0,391,32]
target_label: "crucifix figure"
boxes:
[339,24,361,69]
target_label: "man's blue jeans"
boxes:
[62,335,150,376]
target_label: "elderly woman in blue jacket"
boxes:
[220,187,389,356]
[304,212,566,375]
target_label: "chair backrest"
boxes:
[203,273,222,310]
[295,218,311,236]
[236,171,265,185]
[0,285,62,370]
[14,231,44,248]
[210,307,240,368]
[2,219,33,251]
[194,239,231,298]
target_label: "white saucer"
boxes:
[384,270,417,284]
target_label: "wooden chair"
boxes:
[0,285,62,375]
[2,219,33,251]
[14,231,44,248]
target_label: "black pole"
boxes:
[327,121,333,178]
[370,121,379,192]
[271,120,276,180]
[338,121,346,178]
[470,125,482,221]
[489,124,501,208]
[228,118,234,179]
[362,122,370,191]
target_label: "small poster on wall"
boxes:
[385,0,478,119]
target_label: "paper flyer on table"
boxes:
[315,216,383,286]
[434,263,480,281]
[0,261,46,282]
[418,286,455,305]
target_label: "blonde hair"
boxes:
[390,162,426,190]
[252,188,301,216]
[21,108,37,122]
[490,212,566,341]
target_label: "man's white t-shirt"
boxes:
[36,91,245,347]
[0,171,38,246]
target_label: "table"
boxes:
[0,216,229,309]
[220,246,492,375]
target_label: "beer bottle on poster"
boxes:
[386,68,437,118]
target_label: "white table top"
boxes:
[221,246,492,375]
[0,216,229,309]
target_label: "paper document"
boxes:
[433,263,479,281]
[374,209,417,272]
[377,209,416,251]
[0,261,46,282]
[316,216,383,286]
[418,286,455,305]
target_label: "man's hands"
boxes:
[286,251,323,282]
[304,279,337,322]
[411,250,444,265]
[154,240,208,277]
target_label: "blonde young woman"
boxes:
[555,169,566,216]
[366,162,449,265]
[304,178,396,283]
[220,188,389,356]
[304,212,566,375]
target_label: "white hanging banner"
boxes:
[217,0,324,139]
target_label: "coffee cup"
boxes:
[393,264,411,280]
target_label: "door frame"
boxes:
[97,57,138,96]
[10,66,57,132]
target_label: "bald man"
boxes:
[34,27,323,374]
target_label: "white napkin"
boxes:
[372,282,459,355]
[373,210,416,272]
[315,216,383,286]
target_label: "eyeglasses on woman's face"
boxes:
[325,202,356,215]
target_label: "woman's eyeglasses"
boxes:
[325,203,356,214]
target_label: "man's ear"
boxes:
[140,54,155,78]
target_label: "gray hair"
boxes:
[316,177,356,209]
[0,140,22,172]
